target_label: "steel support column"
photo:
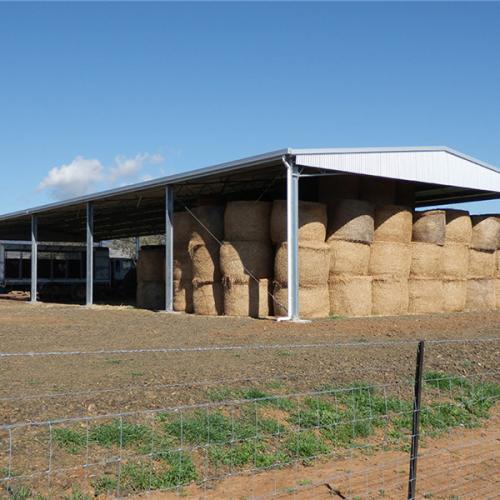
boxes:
[165,185,174,312]
[86,202,94,306]
[30,215,38,303]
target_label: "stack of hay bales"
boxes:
[327,199,374,316]
[496,249,500,309]
[466,215,499,311]
[221,201,273,318]
[173,212,193,313]
[136,245,165,310]
[189,205,224,315]
[370,205,412,315]
[271,200,329,318]
[442,210,471,312]
[409,210,445,314]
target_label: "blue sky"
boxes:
[0,2,499,215]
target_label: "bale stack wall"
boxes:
[370,205,412,315]
[221,201,273,318]
[173,212,193,312]
[272,200,329,318]
[327,199,374,316]
[190,206,224,315]
[136,246,165,310]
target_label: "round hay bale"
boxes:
[136,281,164,310]
[272,284,330,319]
[496,279,500,309]
[497,251,500,278]
[412,210,446,246]
[408,279,444,314]
[445,209,472,245]
[192,281,224,315]
[372,278,409,316]
[173,246,192,281]
[223,279,271,318]
[443,243,469,279]
[220,241,273,282]
[410,242,443,278]
[328,240,370,276]
[173,212,193,244]
[442,279,466,313]
[137,246,164,282]
[465,279,496,311]
[373,205,413,243]
[470,215,500,251]
[369,241,411,278]
[468,248,496,279]
[329,276,372,317]
[274,241,330,287]
[318,174,360,201]
[190,206,224,246]
[224,201,271,242]
[270,200,327,244]
[360,177,396,205]
[173,279,193,313]
[190,243,221,283]
[326,199,374,244]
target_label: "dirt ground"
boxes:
[0,299,499,498]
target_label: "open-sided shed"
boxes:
[0,146,499,320]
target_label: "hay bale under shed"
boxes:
[137,246,164,282]
[220,241,273,283]
[496,279,500,309]
[272,284,330,319]
[412,210,446,246]
[173,212,193,244]
[470,215,500,251]
[442,243,469,280]
[410,242,443,278]
[326,199,374,244]
[224,201,271,242]
[442,280,466,313]
[192,281,224,315]
[408,279,444,314]
[373,205,413,243]
[465,279,496,311]
[318,174,360,201]
[445,209,472,245]
[173,279,193,313]
[190,205,225,246]
[173,246,192,281]
[190,243,221,283]
[136,281,164,310]
[274,241,330,287]
[468,248,496,279]
[328,240,370,276]
[360,177,396,205]
[372,278,409,316]
[369,241,411,278]
[329,276,372,317]
[412,210,446,245]
[270,200,327,244]
[223,279,271,317]
[497,251,500,277]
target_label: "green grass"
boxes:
[285,431,330,460]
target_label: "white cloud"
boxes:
[38,152,165,200]
[38,156,103,200]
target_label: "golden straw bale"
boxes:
[173,245,192,281]
[372,278,409,316]
[173,279,193,313]
[369,241,411,278]
[190,206,225,246]
[224,201,271,242]
[272,284,330,319]
[173,212,193,244]
[468,248,496,279]
[270,200,327,244]
[190,243,221,283]
[223,279,271,318]
[274,242,330,287]
[326,199,374,244]
[220,241,273,283]
[192,281,224,315]
[328,240,370,276]
[408,279,444,314]
[465,279,496,311]
[413,210,446,246]
[442,279,466,313]
[373,205,413,243]
[470,215,500,251]
[410,242,443,278]
[443,243,469,280]
[444,209,472,245]
[329,276,372,317]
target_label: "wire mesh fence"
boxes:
[0,337,498,499]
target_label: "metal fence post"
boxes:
[408,340,425,500]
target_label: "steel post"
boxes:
[165,185,174,312]
[86,202,94,306]
[286,159,300,321]
[30,215,38,303]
